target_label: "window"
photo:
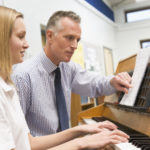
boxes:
[125,7,150,23]
[140,39,150,48]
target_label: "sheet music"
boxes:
[120,48,150,106]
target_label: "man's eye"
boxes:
[66,36,74,40]
[77,38,80,42]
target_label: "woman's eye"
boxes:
[18,32,25,39]
[18,35,24,39]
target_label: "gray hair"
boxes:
[46,10,81,31]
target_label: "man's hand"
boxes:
[110,72,132,94]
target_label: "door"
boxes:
[103,47,114,75]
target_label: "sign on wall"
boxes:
[81,40,105,75]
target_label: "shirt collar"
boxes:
[39,50,57,74]
[0,77,13,92]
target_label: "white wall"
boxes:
[3,0,117,75]
[114,1,150,62]
[116,20,150,60]
[4,0,150,72]
[0,0,4,5]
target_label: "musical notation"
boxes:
[120,48,150,106]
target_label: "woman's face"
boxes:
[9,17,29,65]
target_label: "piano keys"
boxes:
[91,116,150,150]
[79,102,150,150]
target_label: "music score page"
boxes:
[120,48,150,106]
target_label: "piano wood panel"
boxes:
[71,93,95,127]
[103,104,150,136]
[115,54,136,74]
[71,93,82,127]
[78,104,104,123]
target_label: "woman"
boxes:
[0,6,129,150]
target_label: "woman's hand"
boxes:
[74,120,118,135]
[77,129,129,150]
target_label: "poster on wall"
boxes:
[81,40,105,75]
[71,40,105,104]
[71,43,85,68]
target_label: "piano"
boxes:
[78,54,150,150]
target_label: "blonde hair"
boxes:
[0,6,23,83]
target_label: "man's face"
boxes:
[47,17,81,65]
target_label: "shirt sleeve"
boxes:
[71,62,116,97]
[0,95,15,149]
[12,73,31,116]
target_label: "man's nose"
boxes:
[71,40,78,50]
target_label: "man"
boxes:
[13,11,131,136]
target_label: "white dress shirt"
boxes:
[12,50,116,136]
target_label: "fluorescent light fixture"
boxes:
[135,0,147,2]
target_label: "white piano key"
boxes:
[83,118,97,124]
[114,143,141,150]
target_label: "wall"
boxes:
[2,0,117,75]
[113,1,150,62]
[0,0,4,5]
[3,0,150,73]
[116,20,150,60]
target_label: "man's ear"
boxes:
[46,29,54,43]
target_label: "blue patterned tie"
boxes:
[54,67,69,131]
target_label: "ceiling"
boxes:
[102,0,148,9]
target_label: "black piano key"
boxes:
[92,117,106,122]
[141,145,150,150]
[132,140,150,147]
[129,136,150,142]
[137,143,150,147]
[143,146,150,150]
